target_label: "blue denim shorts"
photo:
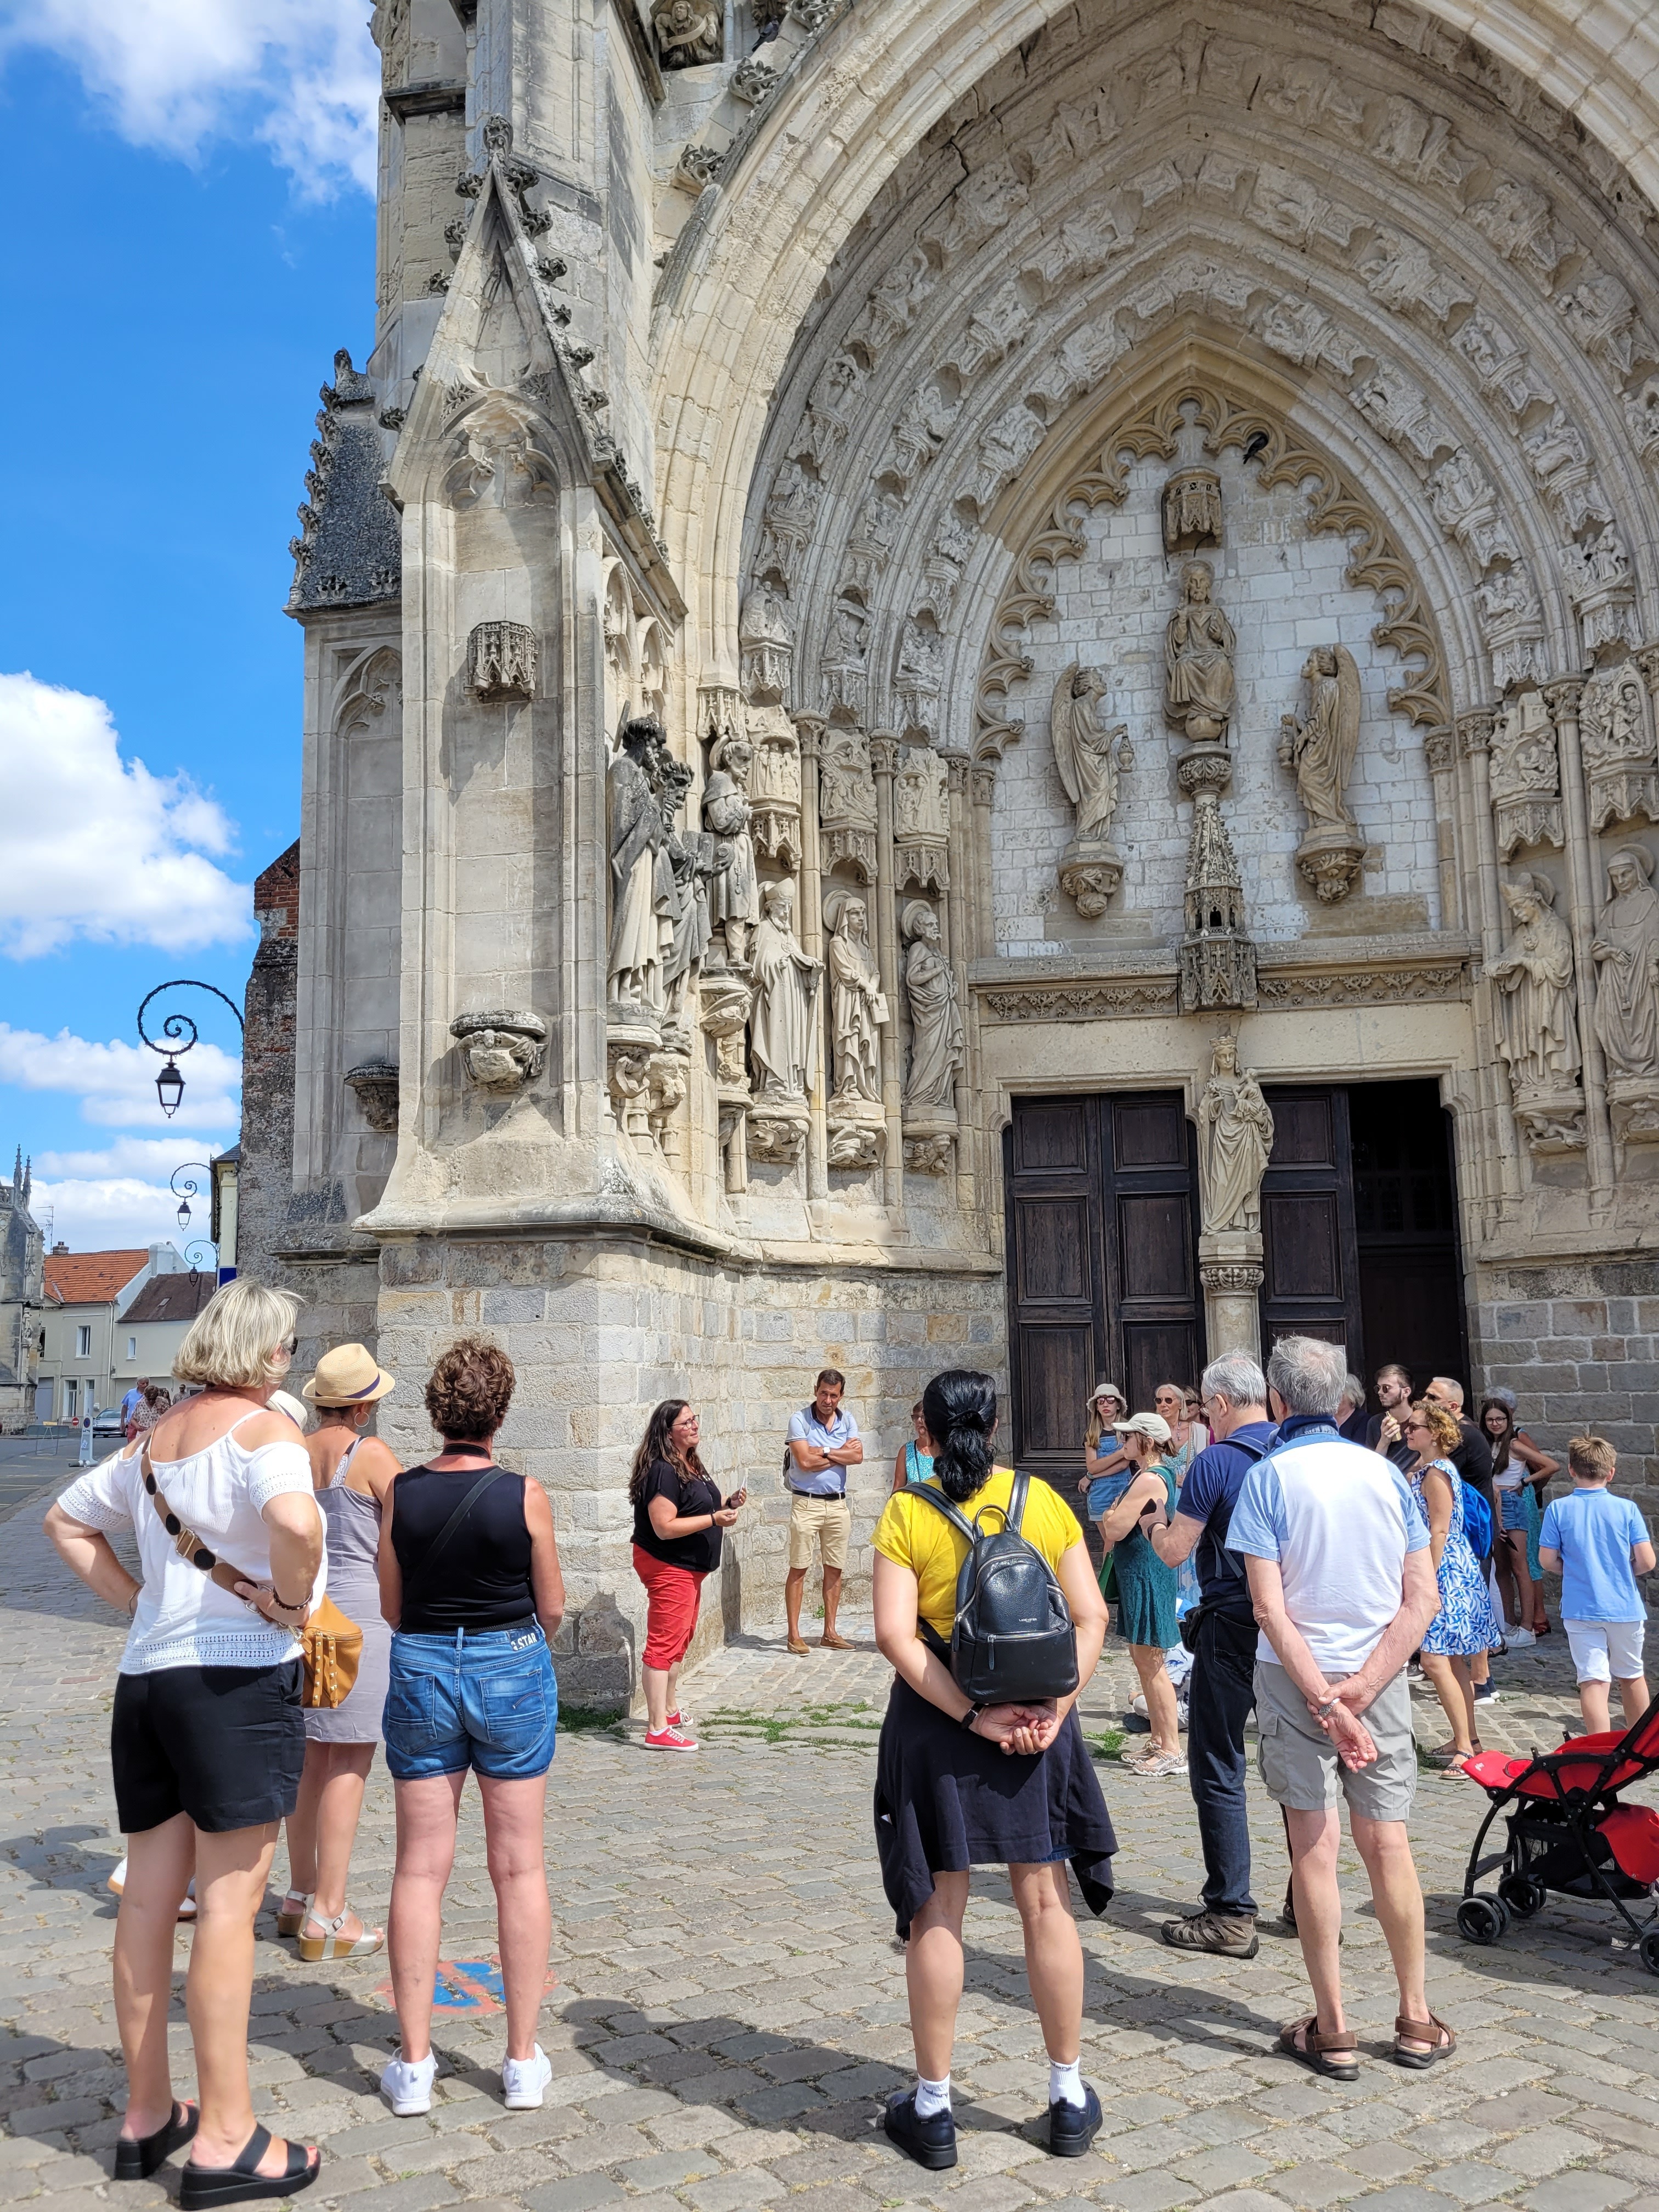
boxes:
[383,1623,557,1781]
[1498,1485,1528,1533]
[1087,1472,1132,1522]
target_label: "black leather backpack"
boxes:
[911,1471,1079,1703]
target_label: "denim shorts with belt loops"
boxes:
[383,1622,558,1781]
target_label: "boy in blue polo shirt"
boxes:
[1539,1434,1655,1737]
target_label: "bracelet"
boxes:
[958,1703,984,1733]
[269,1589,308,1616]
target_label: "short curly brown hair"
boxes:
[425,1336,515,1442]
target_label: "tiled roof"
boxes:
[43,1251,150,1307]
[122,1271,215,1324]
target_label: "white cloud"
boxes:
[30,1174,200,1261]
[34,1135,235,1183]
[0,0,379,198]
[0,673,251,958]
[0,1024,241,1132]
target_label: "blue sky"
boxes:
[0,3,377,1255]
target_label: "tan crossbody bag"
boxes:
[139,1439,362,1709]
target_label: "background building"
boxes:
[38,1246,187,1424]
[240,0,1659,1702]
[0,1152,43,1432]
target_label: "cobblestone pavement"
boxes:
[5,1504,1659,2212]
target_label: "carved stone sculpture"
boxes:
[739,585,793,704]
[1489,691,1564,859]
[748,880,821,1105]
[703,733,759,969]
[901,901,963,1119]
[893,617,944,738]
[1051,662,1132,916]
[1196,1035,1274,1234]
[893,746,949,892]
[824,890,885,1106]
[820,601,868,721]
[658,759,712,1052]
[1581,661,1659,831]
[652,0,720,65]
[1492,872,1584,1152]
[1475,569,1549,695]
[345,1062,399,1133]
[451,1010,547,1091]
[1162,466,1223,550]
[1278,645,1365,903]
[1567,524,1636,656]
[698,969,753,1093]
[606,715,672,1023]
[467,620,537,700]
[1180,793,1257,1013]
[746,704,802,867]
[1164,560,1236,748]
[1592,846,1659,1095]
[818,725,877,882]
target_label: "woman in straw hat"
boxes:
[274,1344,400,1961]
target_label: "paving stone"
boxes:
[1423,2163,1517,2204]
[1494,2132,1609,2175]
[1267,2162,1368,2207]
[1523,2182,1638,2212]
[520,2184,625,2212]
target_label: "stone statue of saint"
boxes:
[826,892,885,1104]
[1164,560,1237,746]
[901,901,963,1115]
[1051,664,1132,844]
[1592,844,1659,1080]
[703,733,759,969]
[607,715,672,1017]
[658,759,710,1040]
[1492,872,1581,1096]
[1196,1035,1275,1234]
[748,880,821,1102]
[651,0,721,65]
[1279,645,1362,832]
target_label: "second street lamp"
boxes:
[138,981,244,1121]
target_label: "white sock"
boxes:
[1049,2057,1085,2108]
[914,2073,951,2118]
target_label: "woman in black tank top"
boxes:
[377,1339,565,2120]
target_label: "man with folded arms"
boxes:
[784,1368,863,1654]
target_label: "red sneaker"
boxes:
[644,1725,699,1753]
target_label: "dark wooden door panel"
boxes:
[1013,1101,1090,1175]
[1115,1096,1188,1168]
[1117,1193,1194,1301]
[1262,1192,1342,1302]
[1014,1197,1092,1305]
[1260,1086,1361,1366]
[1122,1321,1205,1410]
[1017,1327,1096,1457]
[1270,1094,1336,1166]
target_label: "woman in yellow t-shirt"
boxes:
[871,1369,1114,2172]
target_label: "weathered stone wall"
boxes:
[235,844,300,1290]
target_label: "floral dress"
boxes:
[1412,1458,1500,1657]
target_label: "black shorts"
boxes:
[112,1662,306,1835]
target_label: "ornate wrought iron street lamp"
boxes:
[171,1162,212,1234]
[137,982,244,1120]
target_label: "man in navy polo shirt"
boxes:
[784,1368,862,1654]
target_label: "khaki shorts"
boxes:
[1255,1660,1418,1825]
[788,1492,851,1572]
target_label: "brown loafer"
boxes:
[787,1637,810,1655]
[820,1630,851,1650]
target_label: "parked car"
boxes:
[91,1406,125,1436]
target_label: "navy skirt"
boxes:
[873,1675,1118,1938]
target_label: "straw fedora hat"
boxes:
[303,1342,395,1406]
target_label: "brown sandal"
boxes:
[1279,2016,1359,2080]
[1393,2012,1455,2068]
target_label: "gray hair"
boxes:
[1430,1374,1465,1410]
[1266,1335,1347,1418]
[1342,1372,1366,1409]
[1201,1351,1266,1411]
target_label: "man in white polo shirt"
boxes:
[784,1368,862,1655]
[1229,1336,1446,2079]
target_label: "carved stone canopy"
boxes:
[344,1062,400,1135]
[1162,465,1223,551]
[468,620,538,700]
[450,1009,548,1090]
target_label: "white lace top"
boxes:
[58,1412,323,1674]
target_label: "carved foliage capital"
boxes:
[868,732,900,778]
[1457,709,1495,758]
[1541,676,1587,719]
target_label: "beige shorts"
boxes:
[1255,1660,1418,1826]
[788,1492,851,1572]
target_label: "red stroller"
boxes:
[1457,1698,1659,1972]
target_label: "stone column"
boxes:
[869,733,905,1210]
[1458,708,1523,1217]
[1199,1247,1263,1365]
[945,756,975,1214]
[794,713,828,1203]
[970,761,997,1214]
[1542,677,1616,1206]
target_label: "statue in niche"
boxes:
[1162,466,1223,551]
[1278,645,1367,903]
[651,0,721,65]
[1164,560,1237,746]
[894,747,948,844]
[1581,664,1650,774]
[901,901,963,1117]
[1492,872,1581,1097]
[1489,689,1564,859]
[748,880,821,1103]
[1592,845,1659,1080]
[1051,664,1132,844]
[825,890,886,1105]
[607,715,673,1020]
[738,585,793,704]
[658,759,712,1047]
[1196,1034,1275,1235]
[703,733,759,970]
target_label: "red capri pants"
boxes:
[634,1545,707,1669]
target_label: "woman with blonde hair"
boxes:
[44,1280,324,2207]
[1403,1397,1497,1771]
[274,1345,401,1962]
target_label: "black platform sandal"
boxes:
[179,2125,320,2209]
[114,2101,198,2180]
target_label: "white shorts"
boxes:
[1564,1618,1646,1685]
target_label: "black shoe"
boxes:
[883,2090,957,2171]
[179,2127,320,2210]
[1047,2083,1102,2157]
[115,2102,198,2180]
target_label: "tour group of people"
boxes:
[44,1279,1651,2192]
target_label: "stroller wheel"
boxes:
[1638,1929,1659,1978]
[1499,1874,1546,1918]
[1457,1895,1508,1945]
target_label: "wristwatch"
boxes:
[959,1703,986,1733]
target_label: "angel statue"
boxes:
[1051,664,1133,845]
[1279,646,1361,833]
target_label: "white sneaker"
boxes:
[1505,1626,1537,1648]
[502,2045,552,2111]
[380,2052,437,2116]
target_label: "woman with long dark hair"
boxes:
[629,1400,746,1752]
[1480,1395,1558,1640]
[871,1369,1114,2171]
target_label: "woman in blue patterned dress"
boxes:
[1406,1398,1498,1770]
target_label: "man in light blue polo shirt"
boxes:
[783,1368,862,1655]
[1230,1335,1443,2078]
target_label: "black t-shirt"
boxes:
[1365,1410,1413,1471]
[391,1464,533,1633]
[633,1457,723,1572]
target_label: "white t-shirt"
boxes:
[1228,1419,1430,1677]
[57,1415,321,1675]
